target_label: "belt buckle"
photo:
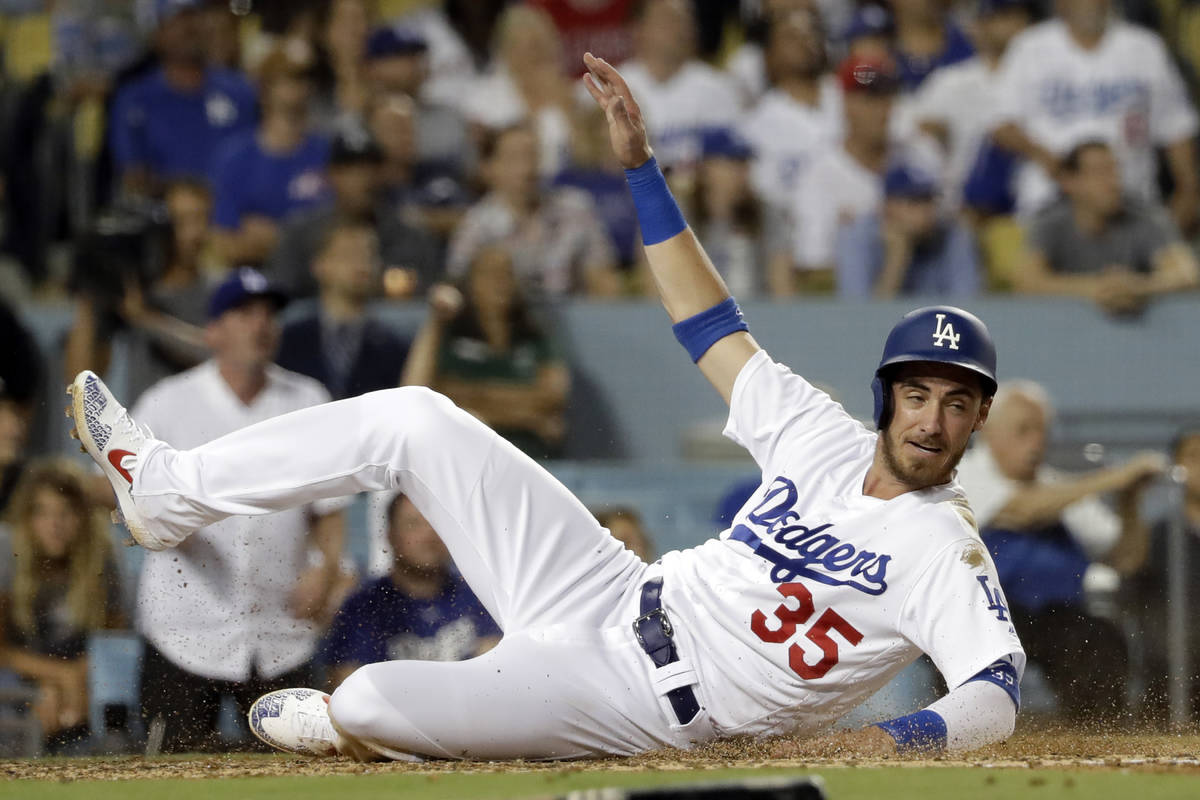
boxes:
[632,607,674,649]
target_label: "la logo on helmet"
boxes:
[931,313,961,351]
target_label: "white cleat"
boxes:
[68,370,168,551]
[249,688,339,757]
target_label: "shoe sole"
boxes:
[67,374,159,549]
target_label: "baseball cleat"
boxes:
[68,370,167,551]
[249,688,339,757]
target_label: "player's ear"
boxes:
[974,395,992,432]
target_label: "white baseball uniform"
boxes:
[618,59,742,168]
[994,18,1199,215]
[124,352,1023,759]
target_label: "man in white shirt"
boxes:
[992,0,1200,228]
[955,380,1164,722]
[911,0,1033,210]
[132,268,348,751]
[738,7,842,216]
[617,0,741,168]
[788,55,941,287]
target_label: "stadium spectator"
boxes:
[461,4,575,178]
[992,0,1200,229]
[311,0,373,132]
[1125,427,1200,725]
[835,163,982,298]
[1012,141,1200,315]
[594,506,655,561]
[447,124,619,298]
[0,299,41,517]
[63,181,214,404]
[199,0,245,71]
[131,268,348,752]
[267,126,441,300]
[0,460,124,754]
[842,4,894,59]
[367,93,470,243]
[725,0,821,105]
[529,0,636,77]
[363,26,474,177]
[785,55,937,290]
[688,129,772,299]
[403,249,570,460]
[738,7,841,216]
[108,0,257,199]
[956,381,1165,723]
[616,0,741,169]
[210,50,331,267]
[890,0,974,91]
[322,492,501,689]
[555,104,640,271]
[389,0,494,112]
[276,219,411,400]
[911,0,1033,213]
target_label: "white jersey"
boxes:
[910,56,1004,207]
[661,350,1025,738]
[739,79,844,212]
[132,361,346,682]
[618,59,742,167]
[995,19,1198,214]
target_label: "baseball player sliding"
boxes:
[70,54,1023,761]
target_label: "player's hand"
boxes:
[428,283,464,322]
[582,53,652,170]
[768,726,899,760]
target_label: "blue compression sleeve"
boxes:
[875,709,948,754]
[625,156,687,245]
[672,297,750,362]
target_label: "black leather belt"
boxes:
[633,578,701,725]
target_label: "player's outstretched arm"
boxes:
[582,53,760,404]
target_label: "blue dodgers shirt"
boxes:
[110,67,257,180]
[322,574,501,667]
[210,131,331,229]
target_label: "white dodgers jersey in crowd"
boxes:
[995,19,1198,214]
[660,350,1025,738]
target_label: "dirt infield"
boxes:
[3,728,1199,783]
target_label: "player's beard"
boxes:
[880,427,970,490]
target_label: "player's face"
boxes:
[207,299,280,370]
[882,364,989,489]
[389,497,449,573]
[983,395,1048,482]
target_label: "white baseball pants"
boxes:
[131,387,714,759]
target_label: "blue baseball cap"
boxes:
[700,128,754,161]
[843,5,893,42]
[884,163,939,199]
[208,268,288,320]
[366,26,428,61]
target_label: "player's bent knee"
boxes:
[327,665,386,740]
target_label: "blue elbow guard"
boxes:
[967,659,1022,711]
[625,156,688,245]
[672,297,750,362]
[875,709,948,754]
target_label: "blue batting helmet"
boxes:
[871,306,997,430]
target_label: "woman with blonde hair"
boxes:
[0,459,124,753]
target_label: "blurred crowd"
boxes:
[0,0,1199,756]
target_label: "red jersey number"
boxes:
[750,582,864,680]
